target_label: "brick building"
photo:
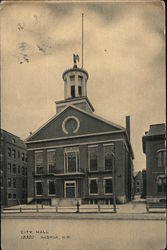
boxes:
[0,129,27,207]
[134,171,143,196]
[142,124,166,202]
[25,60,134,205]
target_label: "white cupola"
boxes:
[55,54,94,114]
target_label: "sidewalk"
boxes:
[1,202,166,220]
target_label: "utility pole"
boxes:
[112,152,117,213]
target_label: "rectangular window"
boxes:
[78,86,82,97]
[64,149,79,173]
[35,151,43,174]
[12,164,16,174]
[13,178,16,188]
[18,151,20,158]
[104,145,114,171]
[157,177,166,193]
[13,193,16,199]
[8,147,11,157]
[68,152,76,172]
[12,149,16,158]
[8,178,11,188]
[8,163,11,173]
[70,75,75,81]
[36,182,43,196]
[8,193,12,199]
[18,166,20,174]
[22,153,25,161]
[71,85,75,98]
[22,167,25,175]
[89,146,98,171]
[47,150,56,173]
[104,178,113,194]
[49,181,56,195]
[89,179,98,194]
[25,167,27,176]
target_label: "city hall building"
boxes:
[25,60,134,205]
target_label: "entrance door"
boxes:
[65,181,76,198]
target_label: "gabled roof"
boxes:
[25,104,125,142]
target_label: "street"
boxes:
[1,218,166,250]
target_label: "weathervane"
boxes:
[73,54,79,67]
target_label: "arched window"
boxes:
[157,149,166,168]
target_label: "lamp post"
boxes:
[112,152,117,213]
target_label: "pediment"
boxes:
[26,105,125,142]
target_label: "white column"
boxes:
[75,72,79,97]
[83,78,87,96]
[66,75,71,99]
[64,78,67,99]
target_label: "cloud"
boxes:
[1,1,165,171]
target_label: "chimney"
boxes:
[126,116,130,141]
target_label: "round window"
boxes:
[62,116,80,134]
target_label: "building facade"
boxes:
[142,124,166,202]
[26,61,134,205]
[134,171,143,197]
[0,129,27,207]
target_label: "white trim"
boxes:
[64,147,79,153]
[47,149,57,152]
[35,151,44,174]
[89,178,99,195]
[88,144,98,148]
[103,143,114,146]
[70,105,125,130]
[157,149,166,153]
[26,130,125,144]
[27,139,125,151]
[47,149,56,171]
[62,116,80,134]
[103,144,114,171]
[64,150,80,173]
[25,105,68,142]
[25,104,125,142]
[64,180,76,198]
[56,99,89,107]
[104,177,113,195]
[123,141,129,152]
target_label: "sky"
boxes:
[1,1,165,172]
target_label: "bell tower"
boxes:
[55,54,94,114]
